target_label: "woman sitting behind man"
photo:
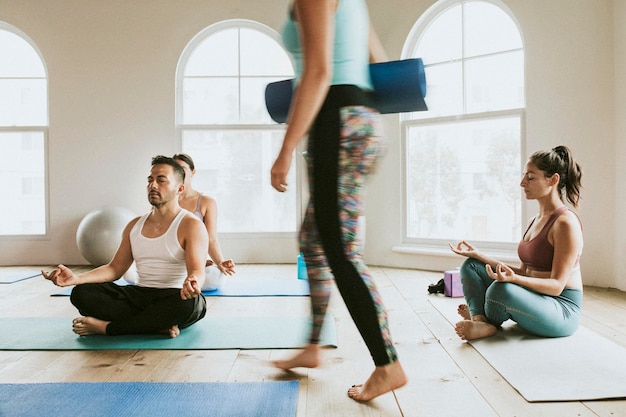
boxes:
[173,153,235,291]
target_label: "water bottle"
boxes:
[297,253,308,280]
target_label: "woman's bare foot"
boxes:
[347,361,408,402]
[272,344,321,370]
[457,304,471,320]
[72,317,109,336]
[455,320,497,340]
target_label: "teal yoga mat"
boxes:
[0,381,298,417]
[52,278,310,297]
[0,315,336,350]
[0,267,45,284]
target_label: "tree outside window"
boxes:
[402,0,524,247]
[177,21,296,234]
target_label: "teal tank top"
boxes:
[281,0,373,90]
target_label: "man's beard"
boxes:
[148,191,174,208]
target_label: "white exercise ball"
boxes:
[76,207,136,266]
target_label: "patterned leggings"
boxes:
[299,85,398,366]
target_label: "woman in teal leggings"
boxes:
[450,146,584,340]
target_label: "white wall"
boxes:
[0,0,622,290]
[0,0,292,265]
[363,0,619,290]
[614,0,626,290]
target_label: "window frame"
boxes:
[175,19,304,238]
[0,22,49,240]
[400,109,526,253]
[399,0,526,253]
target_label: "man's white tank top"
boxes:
[130,209,188,289]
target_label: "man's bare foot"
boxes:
[272,344,321,370]
[72,317,109,336]
[158,325,180,338]
[347,361,408,402]
[455,320,497,340]
[168,325,180,338]
[457,304,470,320]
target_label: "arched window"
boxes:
[0,23,48,236]
[176,20,297,234]
[402,0,524,249]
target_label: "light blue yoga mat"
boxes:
[52,278,310,297]
[51,279,128,296]
[203,278,309,296]
[0,267,44,284]
[0,315,337,350]
[0,381,298,417]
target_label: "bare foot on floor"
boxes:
[457,304,471,320]
[159,325,180,338]
[72,317,109,336]
[347,361,408,402]
[455,320,497,340]
[272,344,321,370]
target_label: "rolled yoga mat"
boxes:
[265,58,427,123]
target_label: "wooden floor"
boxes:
[1,264,626,417]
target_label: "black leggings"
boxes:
[300,85,397,366]
[70,283,206,336]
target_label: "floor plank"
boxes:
[1,264,626,416]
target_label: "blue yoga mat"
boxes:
[0,267,45,284]
[0,381,298,417]
[0,315,337,350]
[51,279,126,296]
[265,58,427,123]
[52,278,310,297]
[204,278,309,296]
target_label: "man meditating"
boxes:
[42,155,208,338]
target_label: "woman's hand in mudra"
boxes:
[486,263,517,283]
[449,240,479,258]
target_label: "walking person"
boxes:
[270,0,407,402]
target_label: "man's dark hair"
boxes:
[151,155,185,184]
